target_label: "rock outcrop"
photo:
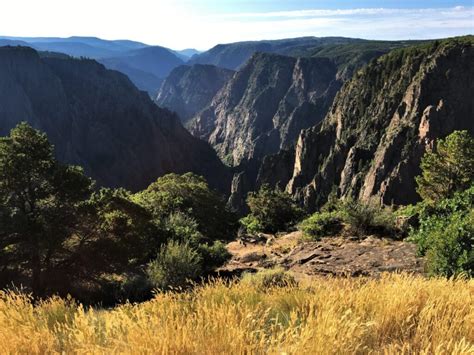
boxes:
[221,231,424,278]
[287,37,474,209]
[155,64,235,124]
[0,46,231,193]
[189,52,340,166]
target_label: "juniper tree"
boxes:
[0,122,93,297]
[416,130,474,203]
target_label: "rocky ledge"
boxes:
[220,231,424,278]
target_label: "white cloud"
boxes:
[0,2,472,49]
[216,6,473,19]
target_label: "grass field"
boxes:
[0,273,472,354]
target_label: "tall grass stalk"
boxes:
[0,274,472,354]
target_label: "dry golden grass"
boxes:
[0,273,473,354]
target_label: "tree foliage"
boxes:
[416,130,474,203]
[0,124,231,301]
[133,173,237,240]
[409,186,474,277]
[0,123,93,297]
[241,185,303,234]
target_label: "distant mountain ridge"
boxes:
[188,37,424,72]
[188,37,355,70]
[98,46,184,95]
[0,36,185,95]
[174,48,201,60]
[0,36,425,96]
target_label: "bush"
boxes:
[116,274,153,303]
[162,212,230,271]
[147,240,202,290]
[241,268,297,289]
[241,185,304,234]
[239,215,264,235]
[164,212,203,244]
[198,241,231,271]
[409,186,473,277]
[134,173,237,240]
[298,211,343,240]
[341,200,397,236]
[425,211,473,277]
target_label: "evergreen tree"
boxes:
[0,123,93,297]
[416,130,474,203]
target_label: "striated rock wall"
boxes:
[155,64,234,124]
[189,52,340,166]
[286,37,474,210]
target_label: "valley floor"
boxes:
[0,274,472,354]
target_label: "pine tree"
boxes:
[416,130,474,203]
[0,122,93,297]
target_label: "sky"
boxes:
[1,0,473,50]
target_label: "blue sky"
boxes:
[1,0,473,49]
[201,0,474,12]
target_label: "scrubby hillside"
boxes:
[188,37,417,71]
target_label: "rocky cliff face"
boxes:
[189,52,340,166]
[287,37,474,209]
[0,46,231,193]
[155,64,235,124]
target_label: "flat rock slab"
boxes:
[222,232,424,278]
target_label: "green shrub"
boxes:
[341,200,397,236]
[241,268,297,289]
[198,241,231,271]
[117,274,153,302]
[239,215,264,235]
[425,211,473,277]
[409,186,473,277]
[241,185,304,234]
[147,240,202,290]
[162,212,230,271]
[134,173,237,240]
[298,211,343,240]
[164,212,203,244]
